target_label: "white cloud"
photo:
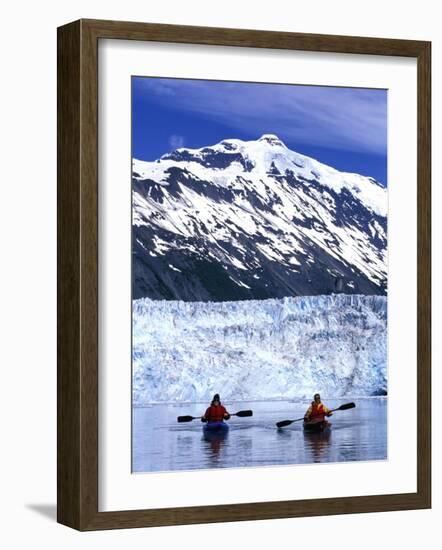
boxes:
[168,134,185,149]
[138,78,387,155]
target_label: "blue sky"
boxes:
[132,77,387,185]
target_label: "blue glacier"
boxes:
[132,294,387,405]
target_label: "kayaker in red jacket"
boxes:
[202,394,231,423]
[304,393,332,422]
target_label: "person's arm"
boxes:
[223,406,231,420]
[201,407,210,422]
[304,405,313,420]
[324,405,333,416]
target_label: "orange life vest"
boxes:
[310,402,326,420]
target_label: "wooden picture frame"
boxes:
[57,18,431,531]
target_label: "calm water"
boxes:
[132,398,387,473]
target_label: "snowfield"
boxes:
[133,134,386,216]
[132,294,387,405]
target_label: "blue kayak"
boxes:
[203,421,229,434]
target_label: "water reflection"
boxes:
[202,431,228,459]
[132,398,387,472]
[303,429,332,462]
[276,427,293,438]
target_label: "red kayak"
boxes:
[303,419,331,432]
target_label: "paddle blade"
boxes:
[338,402,356,411]
[276,420,293,428]
[235,410,253,417]
[177,415,194,423]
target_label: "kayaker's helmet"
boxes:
[212,393,220,404]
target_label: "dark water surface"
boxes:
[132,398,387,473]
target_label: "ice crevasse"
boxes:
[132,294,387,405]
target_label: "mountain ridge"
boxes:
[132,134,387,301]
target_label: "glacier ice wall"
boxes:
[132,294,387,404]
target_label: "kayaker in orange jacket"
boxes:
[202,394,231,423]
[304,393,333,422]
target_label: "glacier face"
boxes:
[132,294,387,405]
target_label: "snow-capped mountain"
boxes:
[132,134,387,301]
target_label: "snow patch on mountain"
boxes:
[132,294,387,404]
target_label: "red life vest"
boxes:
[204,404,228,422]
[310,402,326,420]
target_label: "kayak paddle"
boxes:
[177,409,253,423]
[276,402,356,429]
